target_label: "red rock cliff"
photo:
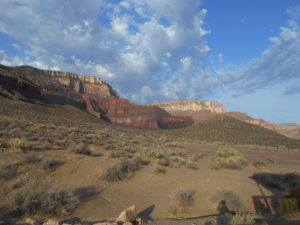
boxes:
[0,64,194,128]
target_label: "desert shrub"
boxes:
[153,166,166,174]
[23,154,41,164]
[108,151,121,159]
[158,157,170,167]
[132,155,143,165]
[190,152,206,161]
[69,143,91,155]
[213,150,248,169]
[169,188,195,217]
[15,190,79,216]
[0,165,17,181]
[186,161,198,170]
[104,158,140,181]
[252,161,266,169]
[57,139,74,147]
[0,138,9,150]
[8,138,29,152]
[140,147,170,159]
[42,158,63,171]
[11,178,26,189]
[210,189,245,213]
[230,213,257,225]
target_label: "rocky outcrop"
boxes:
[0,64,119,98]
[83,95,194,128]
[0,64,194,129]
[150,100,225,114]
[0,67,43,102]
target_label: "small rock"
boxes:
[93,223,113,225]
[123,222,132,225]
[25,218,38,225]
[116,206,136,223]
[43,219,59,225]
[135,218,142,224]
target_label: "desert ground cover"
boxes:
[0,99,300,225]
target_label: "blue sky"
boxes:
[0,0,300,124]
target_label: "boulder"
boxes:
[116,206,136,223]
[43,219,59,225]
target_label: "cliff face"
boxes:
[83,95,194,128]
[150,100,225,114]
[3,65,119,98]
[149,100,225,122]
[0,64,193,129]
[151,100,300,139]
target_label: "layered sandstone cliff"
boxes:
[1,65,119,98]
[0,64,193,129]
[151,100,300,139]
[82,95,194,128]
[149,100,225,114]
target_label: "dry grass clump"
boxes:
[212,150,248,169]
[252,160,266,169]
[230,213,262,225]
[69,143,91,155]
[15,190,79,216]
[7,138,30,152]
[22,154,41,164]
[104,158,140,181]
[190,152,206,161]
[0,164,17,181]
[42,158,63,171]
[158,157,170,167]
[140,147,170,159]
[186,161,198,170]
[0,138,9,150]
[169,188,195,217]
[210,189,245,213]
[153,166,166,174]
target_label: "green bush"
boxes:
[213,150,248,169]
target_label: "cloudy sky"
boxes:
[0,0,300,124]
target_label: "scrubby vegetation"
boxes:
[169,188,195,217]
[140,147,170,159]
[69,142,91,155]
[0,164,17,181]
[15,189,79,216]
[104,158,141,181]
[153,166,166,174]
[212,150,248,169]
[210,189,245,213]
[42,158,63,171]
